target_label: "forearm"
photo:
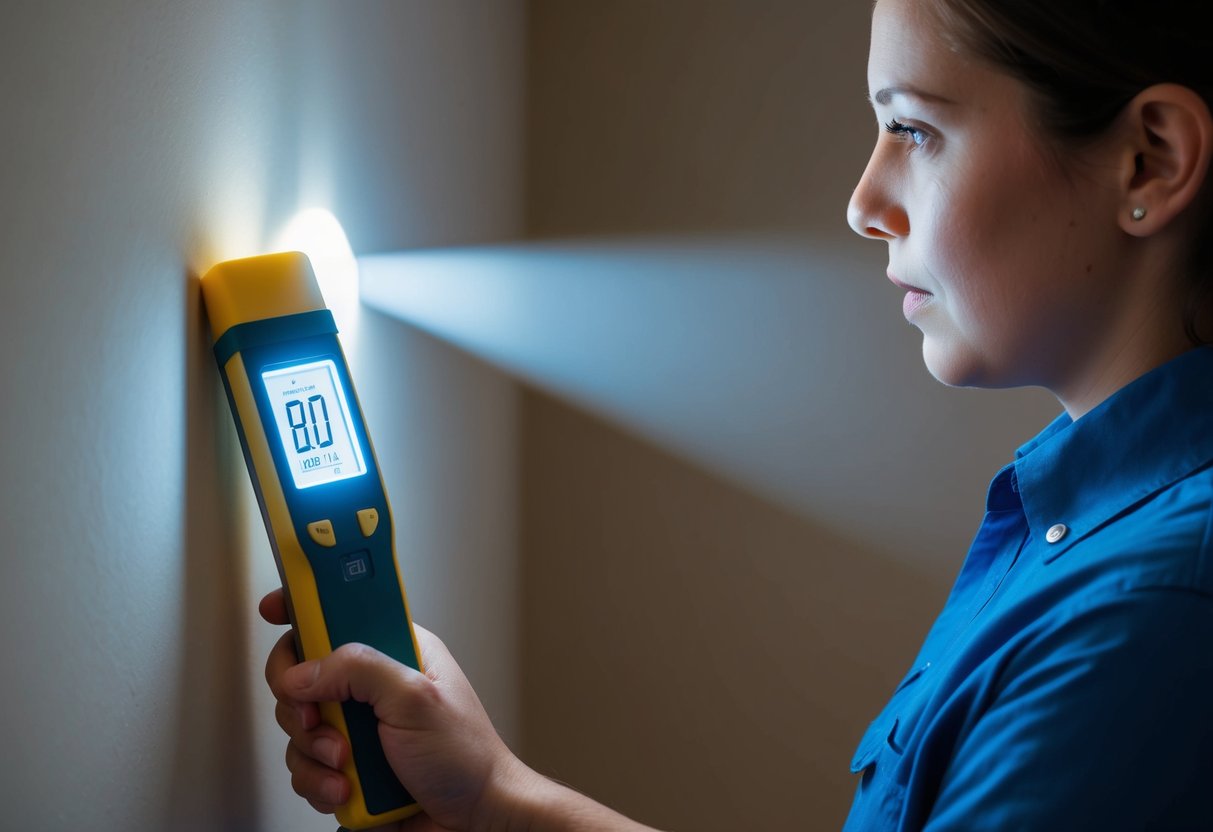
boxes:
[479,758,663,832]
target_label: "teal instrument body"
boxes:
[202,252,423,829]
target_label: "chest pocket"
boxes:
[849,661,932,774]
[849,715,894,774]
[843,663,934,831]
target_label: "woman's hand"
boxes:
[259,588,531,832]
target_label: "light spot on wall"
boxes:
[274,208,360,339]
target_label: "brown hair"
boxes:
[927,0,1213,344]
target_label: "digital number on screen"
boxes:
[262,359,368,489]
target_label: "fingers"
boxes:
[264,631,321,728]
[259,587,289,625]
[273,701,349,765]
[274,703,345,767]
[283,642,434,727]
[261,587,364,818]
[264,629,297,697]
[286,737,350,808]
[272,673,353,811]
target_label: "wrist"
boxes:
[471,751,555,832]
[472,755,656,832]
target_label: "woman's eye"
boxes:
[884,119,928,149]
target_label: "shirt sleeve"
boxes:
[924,587,1213,831]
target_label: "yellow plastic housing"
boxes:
[201,250,327,341]
[201,251,423,829]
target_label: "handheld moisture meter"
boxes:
[201,252,423,829]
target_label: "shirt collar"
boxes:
[1013,346,1213,561]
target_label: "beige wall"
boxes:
[526,0,871,236]
[0,3,523,830]
[520,392,945,830]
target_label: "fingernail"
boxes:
[314,737,341,768]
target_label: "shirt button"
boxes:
[1046,523,1068,544]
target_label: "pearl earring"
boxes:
[1131,207,1147,221]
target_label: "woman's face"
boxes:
[848,0,1126,391]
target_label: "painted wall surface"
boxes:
[0,3,523,831]
[520,390,946,830]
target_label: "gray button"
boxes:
[1046,523,1068,544]
[341,551,374,582]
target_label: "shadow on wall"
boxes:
[163,272,259,829]
[519,386,949,832]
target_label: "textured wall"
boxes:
[0,3,523,830]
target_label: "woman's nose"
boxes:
[847,151,908,241]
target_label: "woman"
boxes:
[262,0,1213,828]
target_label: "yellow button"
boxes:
[307,520,336,547]
[356,508,379,538]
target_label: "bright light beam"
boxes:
[274,208,360,337]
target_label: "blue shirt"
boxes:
[843,346,1213,831]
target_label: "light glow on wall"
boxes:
[273,208,360,336]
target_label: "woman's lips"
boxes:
[902,288,933,318]
[888,272,933,319]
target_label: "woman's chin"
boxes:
[922,336,987,389]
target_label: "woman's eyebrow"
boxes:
[868,85,958,107]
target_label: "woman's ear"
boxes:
[1119,83,1213,237]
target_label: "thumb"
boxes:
[283,643,431,724]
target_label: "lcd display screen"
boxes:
[262,359,368,489]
